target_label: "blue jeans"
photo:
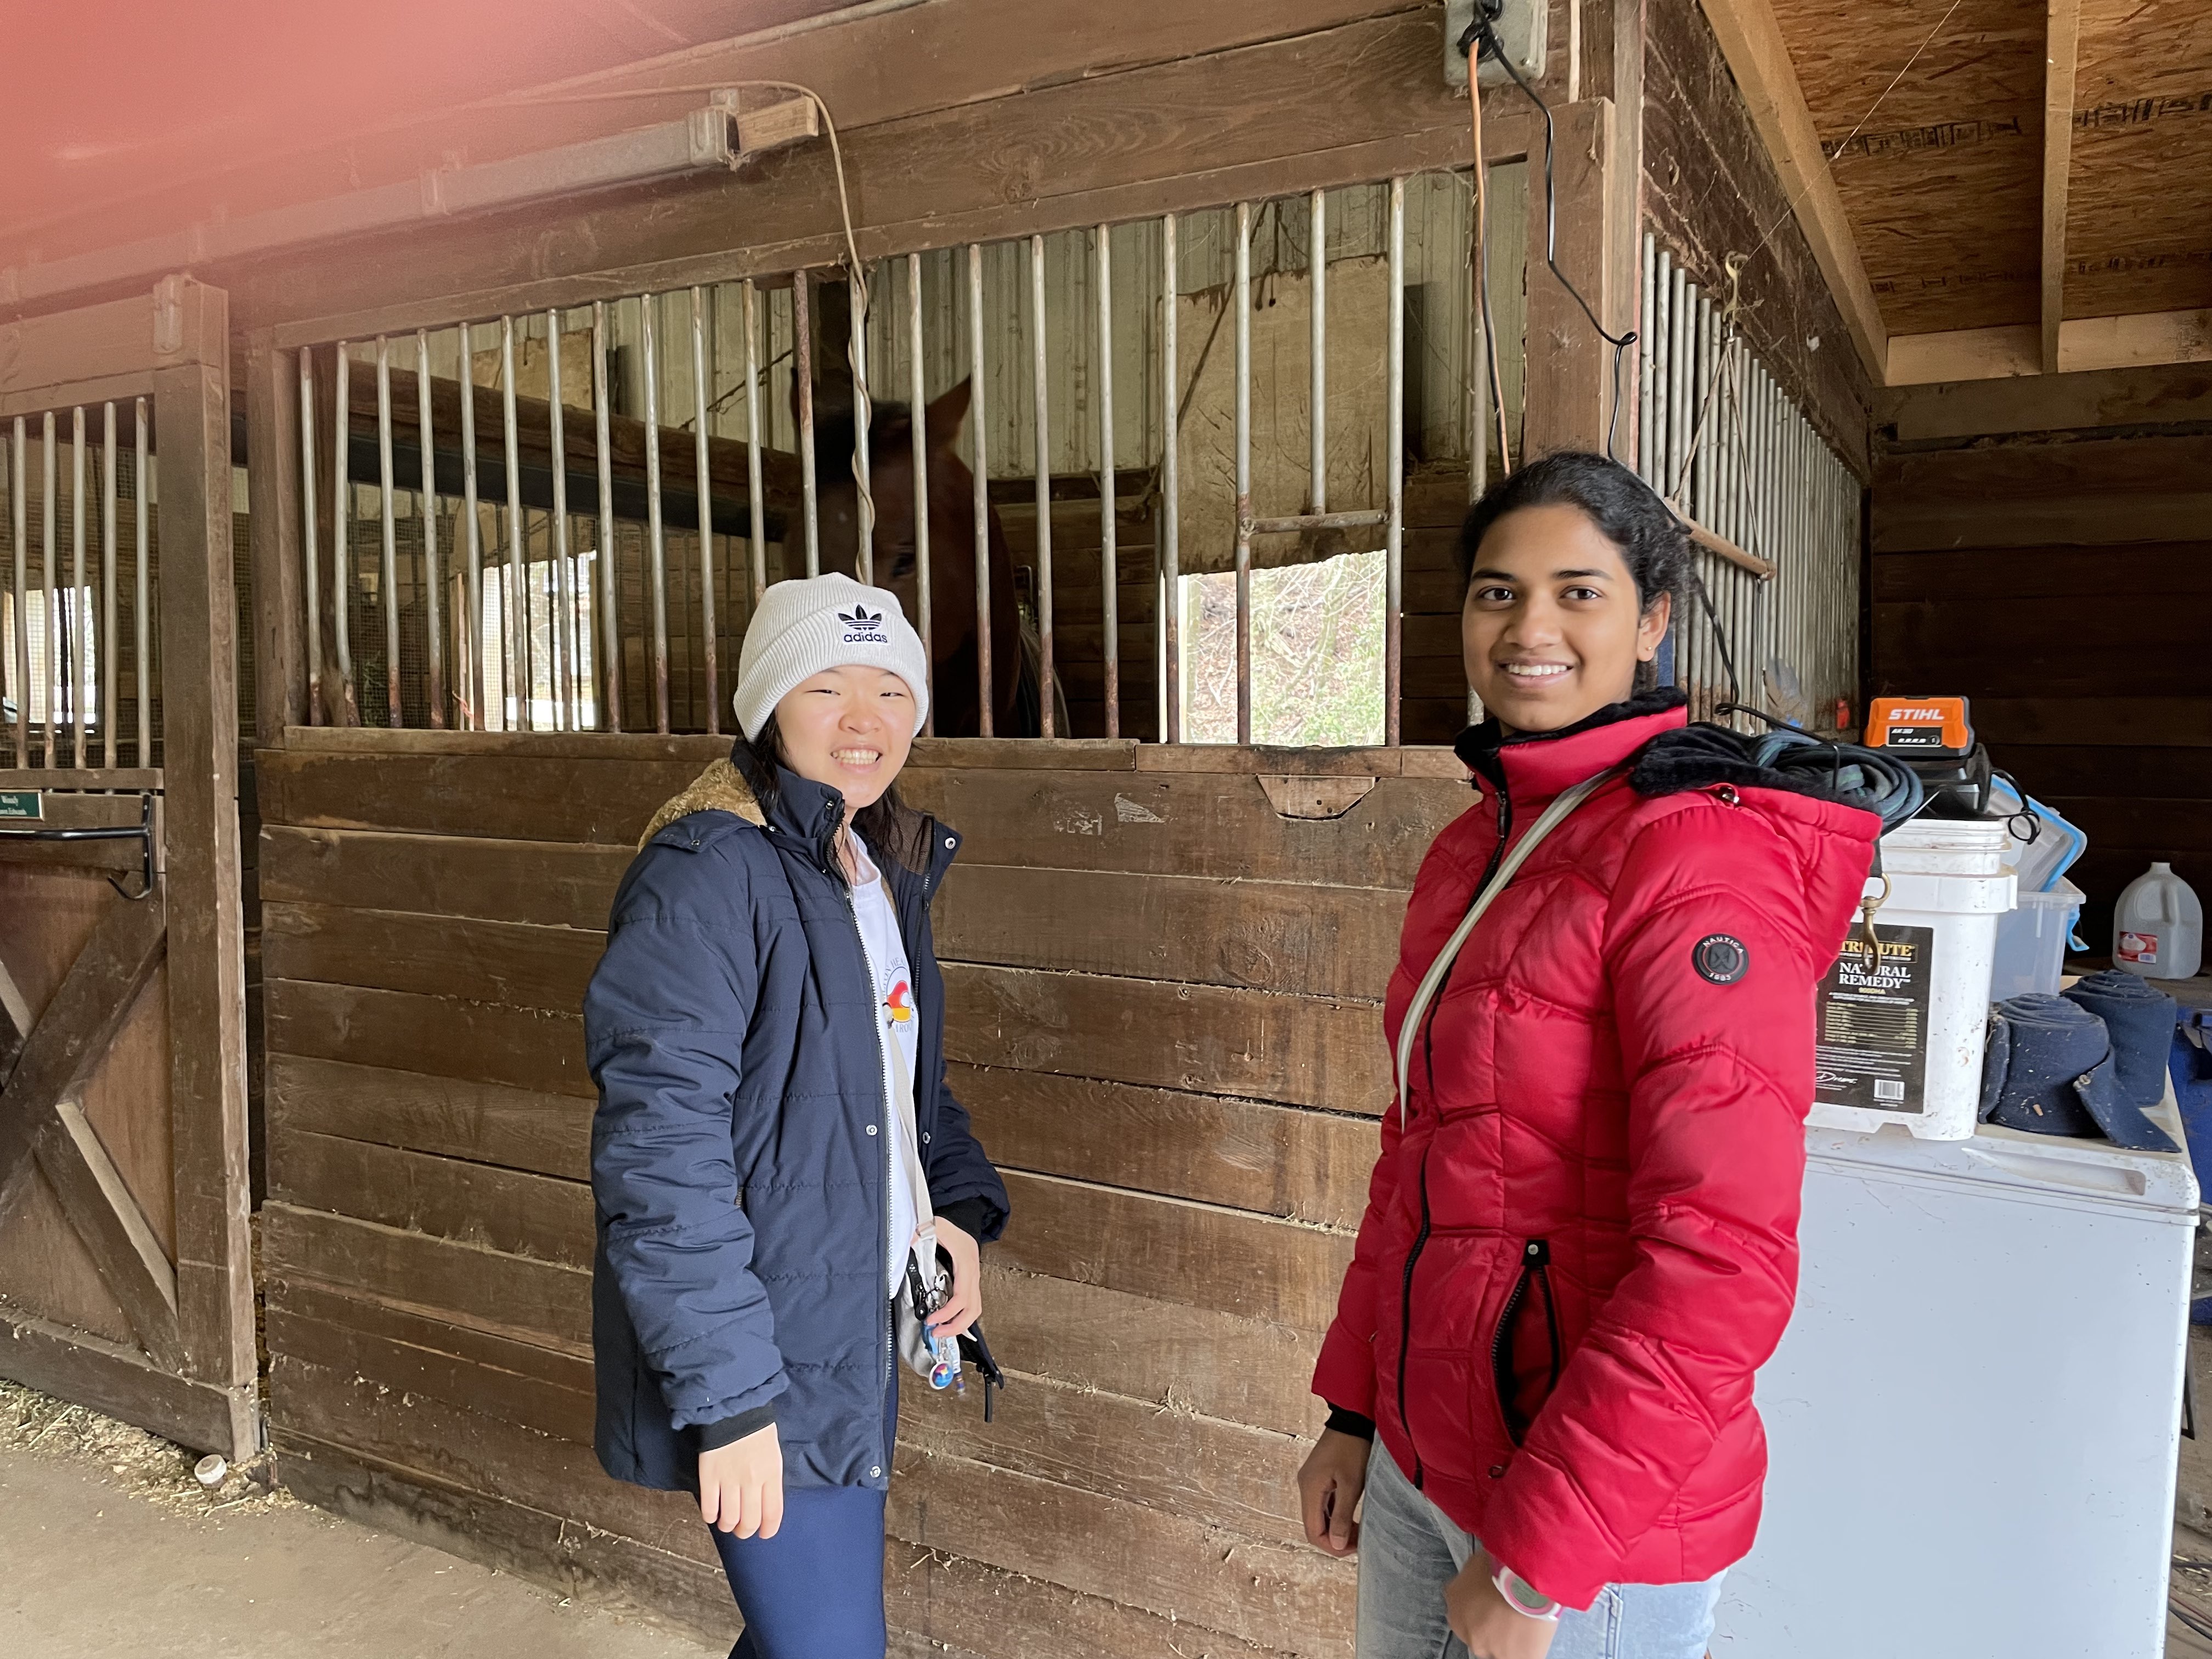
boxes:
[1357,1440,1723,1659]
[710,1367,897,1659]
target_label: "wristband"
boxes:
[1492,1564,1562,1622]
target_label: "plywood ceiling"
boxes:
[1770,0,2212,337]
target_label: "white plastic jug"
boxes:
[2114,861,2203,980]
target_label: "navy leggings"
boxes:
[710,1370,898,1659]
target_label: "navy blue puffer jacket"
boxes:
[584,749,1008,1494]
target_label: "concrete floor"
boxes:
[0,1428,719,1659]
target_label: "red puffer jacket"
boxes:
[1313,696,1878,1609]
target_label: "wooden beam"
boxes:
[1690,0,1888,384]
[0,1307,256,1458]
[2041,0,2081,375]
[1887,309,2212,386]
[245,335,306,743]
[153,322,261,1400]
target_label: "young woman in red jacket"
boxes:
[1297,453,1878,1659]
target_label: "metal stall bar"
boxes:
[458,326,483,729]
[1666,267,1688,503]
[1638,236,1656,483]
[1385,176,1406,747]
[500,316,528,730]
[416,330,445,727]
[1311,189,1328,516]
[8,418,24,766]
[40,413,54,765]
[743,279,768,612]
[1029,234,1056,737]
[332,346,354,719]
[593,301,622,732]
[133,398,148,761]
[967,244,992,737]
[641,297,670,732]
[1657,265,1673,497]
[70,405,86,766]
[690,289,719,732]
[100,402,116,765]
[375,337,402,725]
[906,255,934,735]
[1233,201,1253,745]
[1160,214,1180,744]
[297,354,323,726]
[548,311,575,732]
[849,266,873,586]
[1094,225,1118,740]
[794,273,820,578]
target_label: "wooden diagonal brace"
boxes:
[0,893,175,1361]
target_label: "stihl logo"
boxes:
[1891,706,1945,720]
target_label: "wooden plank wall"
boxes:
[1641,0,1874,472]
[253,729,1476,1656]
[1871,380,2212,950]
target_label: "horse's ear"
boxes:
[923,379,973,452]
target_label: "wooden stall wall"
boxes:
[254,728,1474,1656]
[1640,0,1874,472]
[1872,364,2212,950]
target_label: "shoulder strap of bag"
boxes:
[1393,765,1626,1126]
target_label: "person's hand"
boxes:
[1446,1553,1559,1659]
[1296,1427,1372,1555]
[929,1215,983,1339]
[697,1422,784,1538]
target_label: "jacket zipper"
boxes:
[827,814,899,1467]
[1490,1238,1564,1447]
[1393,783,1513,1488]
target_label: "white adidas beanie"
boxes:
[731,573,930,739]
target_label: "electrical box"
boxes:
[1443,0,1548,90]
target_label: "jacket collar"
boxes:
[1454,687,1690,808]
[731,739,961,894]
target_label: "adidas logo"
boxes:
[838,605,890,645]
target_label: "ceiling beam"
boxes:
[1887,308,2212,386]
[1693,0,1889,385]
[2041,0,2081,374]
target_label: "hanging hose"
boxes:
[1713,706,1927,830]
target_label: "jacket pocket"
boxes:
[1489,1238,1564,1448]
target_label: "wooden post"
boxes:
[1521,99,1627,460]
[153,284,258,1447]
[246,332,306,745]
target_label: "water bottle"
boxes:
[2114,861,2203,980]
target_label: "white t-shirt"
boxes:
[847,832,923,1294]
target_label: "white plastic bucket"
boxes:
[1989,877,2084,1001]
[1808,822,2015,1141]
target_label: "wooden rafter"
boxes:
[2042,0,2082,374]
[1693,0,1890,384]
[0,894,180,1367]
[1888,307,2212,385]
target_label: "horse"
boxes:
[804,381,1045,738]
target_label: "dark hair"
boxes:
[1455,452,1690,615]
[739,717,932,877]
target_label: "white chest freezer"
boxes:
[1714,1101,2197,1658]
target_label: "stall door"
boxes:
[0,278,257,1457]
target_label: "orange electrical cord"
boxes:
[1469,52,1513,475]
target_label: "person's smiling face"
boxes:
[1461,503,1671,735]
[770,665,916,812]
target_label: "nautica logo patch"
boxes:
[838,606,889,645]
